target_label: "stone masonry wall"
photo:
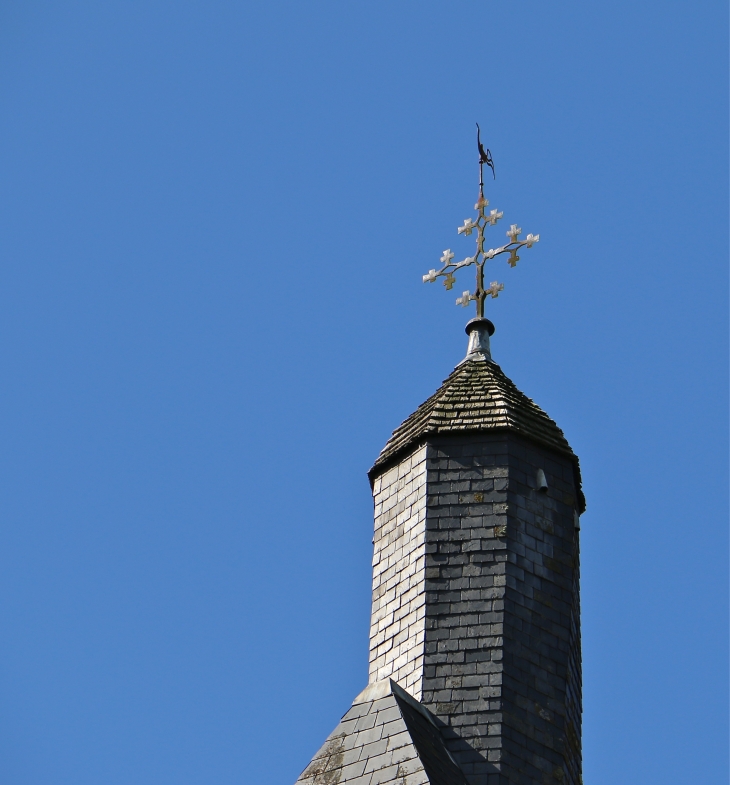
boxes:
[420,434,510,784]
[501,436,581,785]
[369,444,428,698]
[420,433,582,785]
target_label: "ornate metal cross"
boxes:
[422,134,539,319]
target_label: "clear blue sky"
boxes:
[0,2,726,783]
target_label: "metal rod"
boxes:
[476,262,485,318]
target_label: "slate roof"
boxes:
[369,358,584,510]
[295,680,468,785]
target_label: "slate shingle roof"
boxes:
[369,358,584,510]
[295,680,468,785]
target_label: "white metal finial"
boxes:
[487,281,504,298]
[457,218,476,236]
[421,136,539,319]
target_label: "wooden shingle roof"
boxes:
[370,358,583,508]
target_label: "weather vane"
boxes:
[423,125,539,319]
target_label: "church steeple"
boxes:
[295,139,585,785]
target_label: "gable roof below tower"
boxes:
[294,679,468,785]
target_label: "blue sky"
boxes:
[0,2,726,783]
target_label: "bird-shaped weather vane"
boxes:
[423,125,539,319]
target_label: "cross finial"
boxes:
[422,129,539,319]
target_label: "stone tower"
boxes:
[295,166,585,785]
[295,320,585,785]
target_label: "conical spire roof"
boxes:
[369,354,584,510]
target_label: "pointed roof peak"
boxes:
[369,353,584,511]
[296,679,469,785]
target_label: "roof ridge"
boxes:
[296,679,469,785]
